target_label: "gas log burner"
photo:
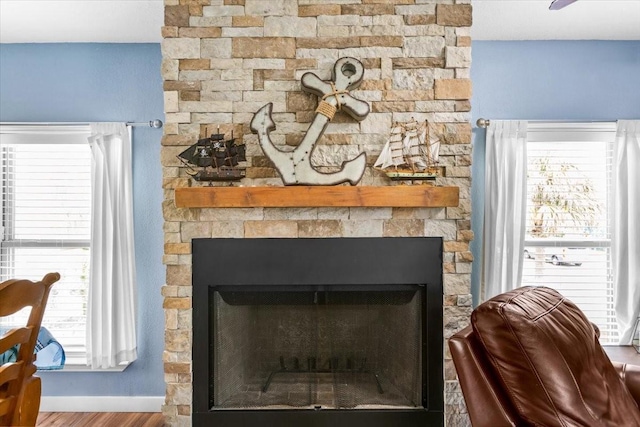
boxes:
[192,237,443,427]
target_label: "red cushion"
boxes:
[472,286,640,426]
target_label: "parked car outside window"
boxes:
[523,247,584,266]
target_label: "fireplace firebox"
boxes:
[192,238,443,427]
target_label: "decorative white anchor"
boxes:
[250,57,370,186]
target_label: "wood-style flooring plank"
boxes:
[37,412,165,427]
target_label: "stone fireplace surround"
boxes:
[161,1,473,426]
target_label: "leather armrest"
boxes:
[449,326,520,427]
[612,362,640,407]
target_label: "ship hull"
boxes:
[381,167,442,181]
[193,167,246,182]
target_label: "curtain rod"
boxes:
[0,120,163,128]
[476,118,617,128]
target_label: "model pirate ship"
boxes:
[374,119,441,181]
[178,127,246,182]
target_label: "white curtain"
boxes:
[483,121,528,300]
[87,123,137,368]
[613,120,640,344]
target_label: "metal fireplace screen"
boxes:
[210,286,423,410]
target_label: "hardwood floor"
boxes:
[37,412,165,427]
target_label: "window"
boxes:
[521,123,617,343]
[1,125,92,364]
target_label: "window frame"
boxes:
[0,124,93,365]
[521,122,617,342]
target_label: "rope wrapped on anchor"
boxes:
[316,82,349,120]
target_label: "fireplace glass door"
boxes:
[209,286,424,411]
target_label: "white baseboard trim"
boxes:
[40,396,164,412]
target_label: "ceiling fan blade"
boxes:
[549,0,579,10]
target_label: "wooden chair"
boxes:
[0,273,60,426]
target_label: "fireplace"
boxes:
[192,237,444,426]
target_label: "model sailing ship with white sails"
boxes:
[374,119,441,180]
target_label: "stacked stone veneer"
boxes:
[160,1,473,426]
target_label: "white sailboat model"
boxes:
[374,119,441,180]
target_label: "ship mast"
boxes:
[403,119,427,171]
[389,123,404,168]
[422,121,432,166]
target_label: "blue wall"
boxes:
[0,44,165,396]
[470,41,640,305]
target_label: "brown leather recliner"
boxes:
[449,286,640,427]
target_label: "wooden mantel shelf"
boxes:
[174,185,459,208]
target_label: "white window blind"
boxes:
[521,123,617,343]
[0,125,92,364]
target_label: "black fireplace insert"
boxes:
[192,237,443,427]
